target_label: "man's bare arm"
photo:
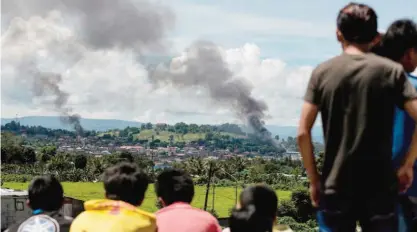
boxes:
[297,102,320,183]
[404,99,417,167]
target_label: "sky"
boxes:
[1,0,417,126]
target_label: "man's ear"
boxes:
[26,199,31,208]
[336,29,344,42]
[400,48,415,73]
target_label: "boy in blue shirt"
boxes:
[374,19,417,231]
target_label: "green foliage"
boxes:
[119,151,134,162]
[291,188,314,222]
[278,200,297,218]
[40,146,57,156]
[278,216,316,232]
[74,154,88,169]
[1,174,33,182]
[22,147,36,164]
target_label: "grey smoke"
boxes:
[2,0,174,51]
[33,71,84,134]
[2,0,173,132]
[151,41,278,146]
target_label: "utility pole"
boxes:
[212,182,216,212]
[235,181,238,205]
[203,161,214,211]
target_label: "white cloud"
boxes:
[1,11,313,126]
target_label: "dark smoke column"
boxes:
[33,71,84,135]
[150,41,278,146]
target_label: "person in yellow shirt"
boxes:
[70,162,156,232]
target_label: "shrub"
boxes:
[1,174,33,182]
[278,200,297,218]
[291,188,315,222]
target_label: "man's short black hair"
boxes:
[155,169,194,205]
[239,184,278,219]
[378,19,417,61]
[337,2,378,44]
[103,162,149,206]
[28,175,63,211]
[229,185,278,232]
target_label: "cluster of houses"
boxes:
[30,134,302,163]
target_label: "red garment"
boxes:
[156,202,222,232]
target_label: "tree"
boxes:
[22,147,36,164]
[1,147,7,163]
[275,135,280,140]
[120,151,134,163]
[40,146,57,156]
[169,135,174,145]
[74,154,87,169]
[291,188,314,222]
[316,151,324,174]
[145,123,153,130]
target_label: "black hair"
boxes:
[239,184,278,218]
[229,185,278,232]
[155,169,194,205]
[28,175,64,211]
[337,2,378,44]
[103,162,149,206]
[377,19,417,61]
[229,205,273,232]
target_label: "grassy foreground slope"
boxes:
[3,182,291,217]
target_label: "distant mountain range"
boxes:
[1,116,324,142]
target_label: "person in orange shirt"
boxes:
[70,162,156,232]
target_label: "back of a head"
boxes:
[239,184,278,219]
[378,19,417,62]
[28,175,63,211]
[229,205,273,232]
[337,2,378,44]
[155,168,194,206]
[103,162,149,206]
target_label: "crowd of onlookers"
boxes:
[5,162,293,232]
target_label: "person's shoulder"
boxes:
[366,53,403,70]
[134,208,156,221]
[313,55,343,72]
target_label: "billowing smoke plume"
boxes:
[2,0,173,133]
[33,71,83,134]
[3,0,278,144]
[151,41,277,145]
[2,0,174,51]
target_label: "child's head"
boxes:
[28,175,64,211]
[155,168,195,206]
[103,162,149,206]
[229,184,278,232]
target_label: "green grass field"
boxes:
[2,182,291,218]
